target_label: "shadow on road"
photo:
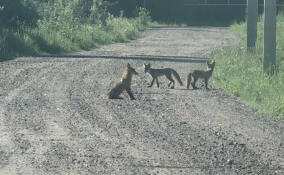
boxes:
[148,26,228,32]
[37,54,209,63]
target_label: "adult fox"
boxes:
[186,60,215,90]
[102,63,138,100]
[143,63,183,89]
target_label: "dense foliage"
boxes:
[106,0,247,25]
[106,0,284,25]
[0,0,151,59]
[0,0,106,28]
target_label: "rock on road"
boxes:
[0,27,283,175]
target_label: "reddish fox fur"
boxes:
[186,60,215,90]
[102,63,138,100]
[143,63,183,89]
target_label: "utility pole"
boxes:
[247,0,258,49]
[263,0,277,75]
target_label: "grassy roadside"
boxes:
[212,13,284,120]
[0,8,150,61]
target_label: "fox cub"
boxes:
[102,63,138,100]
[143,63,183,89]
[186,60,215,90]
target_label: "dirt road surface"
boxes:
[0,27,283,175]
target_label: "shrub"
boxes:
[0,2,151,60]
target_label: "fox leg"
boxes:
[166,74,175,89]
[205,78,209,90]
[168,81,175,89]
[155,77,160,88]
[126,88,135,100]
[186,74,191,89]
[192,77,198,89]
[148,77,155,87]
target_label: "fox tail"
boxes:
[172,70,183,86]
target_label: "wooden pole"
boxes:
[247,0,258,49]
[263,0,277,75]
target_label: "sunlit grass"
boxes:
[0,8,151,60]
[213,13,284,120]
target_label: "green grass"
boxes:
[0,8,151,60]
[212,13,284,120]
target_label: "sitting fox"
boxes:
[143,63,183,89]
[186,60,215,90]
[102,63,138,100]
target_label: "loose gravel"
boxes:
[0,27,283,175]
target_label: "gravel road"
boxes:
[0,27,283,175]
